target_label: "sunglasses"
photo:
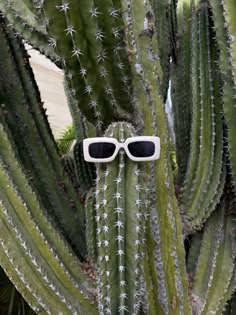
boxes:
[83,136,160,163]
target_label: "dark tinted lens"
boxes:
[128,141,155,158]
[89,142,116,159]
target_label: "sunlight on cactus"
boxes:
[0,0,236,314]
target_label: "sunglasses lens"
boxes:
[128,141,155,158]
[89,142,116,159]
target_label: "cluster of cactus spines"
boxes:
[180,2,224,232]
[0,124,98,314]
[209,0,236,186]
[0,1,59,63]
[95,122,146,315]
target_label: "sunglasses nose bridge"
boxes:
[116,142,126,155]
[119,142,125,149]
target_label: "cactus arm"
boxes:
[215,276,236,315]
[0,2,58,62]
[144,222,165,314]
[0,248,44,314]
[0,20,87,256]
[0,169,88,314]
[192,208,224,307]
[191,29,224,226]
[179,4,200,205]
[221,0,236,186]
[203,219,236,315]
[0,124,97,314]
[18,0,43,16]
[1,1,141,127]
[181,3,223,231]
[62,82,94,142]
[1,0,44,30]
[63,74,90,138]
[95,122,145,314]
[121,1,191,313]
[183,3,213,210]
[192,201,236,315]
[152,0,172,100]
[61,154,80,193]
[0,135,87,290]
[85,190,97,262]
[8,29,58,159]
[41,0,104,127]
[73,142,96,197]
[187,232,203,277]
[209,0,236,185]
[54,0,116,125]
[223,0,236,83]
[0,214,67,314]
[171,0,192,184]
[40,0,138,128]
[88,0,136,115]
[169,0,178,61]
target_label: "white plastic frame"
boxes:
[83,136,160,163]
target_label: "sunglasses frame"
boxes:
[83,136,160,163]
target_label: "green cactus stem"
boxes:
[180,2,224,232]
[124,2,191,313]
[0,123,97,314]
[191,200,236,315]
[171,0,192,185]
[187,231,203,276]
[223,0,236,85]
[85,189,97,262]
[40,0,140,128]
[61,154,79,193]
[0,1,59,62]
[95,122,146,314]
[0,18,87,257]
[209,0,236,186]
[152,0,173,101]
[73,142,96,197]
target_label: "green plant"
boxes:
[0,0,236,314]
[56,124,76,155]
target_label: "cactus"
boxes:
[94,122,147,314]
[0,0,236,314]
[179,1,225,232]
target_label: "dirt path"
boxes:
[27,46,72,138]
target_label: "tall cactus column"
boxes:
[95,122,147,315]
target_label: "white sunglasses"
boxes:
[83,136,160,163]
